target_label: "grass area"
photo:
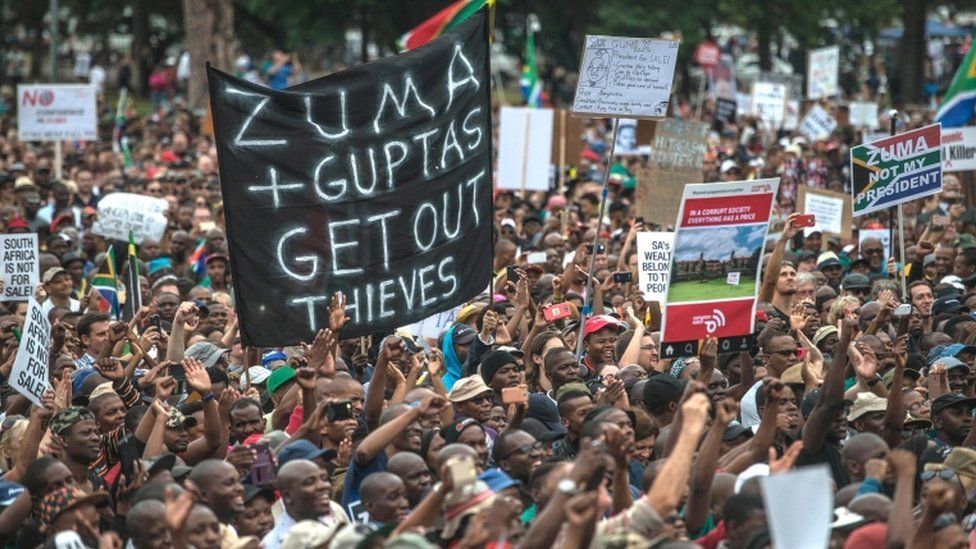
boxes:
[668,275,758,303]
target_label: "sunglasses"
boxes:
[500,441,545,460]
[921,468,959,483]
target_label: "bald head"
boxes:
[436,443,479,471]
[127,500,169,549]
[388,452,427,478]
[360,472,401,503]
[277,459,319,492]
[848,493,892,522]
[841,432,889,482]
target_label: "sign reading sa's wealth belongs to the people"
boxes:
[572,35,679,119]
[208,10,493,347]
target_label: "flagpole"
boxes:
[886,109,907,298]
[575,117,620,361]
[558,110,567,189]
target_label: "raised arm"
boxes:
[685,398,737,534]
[803,318,855,454]
[355,396,445,465]
[758,213,798,304]
[181,358,223,464]
[364,336,402,431]
[646,393,710,516]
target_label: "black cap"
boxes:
[520,417,565,442]
[841,273,871,291]
[642,374,684,410]
[931,393,976,416]
[932,296,967,316]
[722,421,753,442]
[60,251,85,268]
[242,484,274,504]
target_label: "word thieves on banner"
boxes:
[10,297,51,405]
[851,123,942,217]
[572,35,679,119]
[208,10,493,347]
[661,179,776,358]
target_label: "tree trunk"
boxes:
[131,0,150,95]
[183,0,238,109]
[898,0,928,103]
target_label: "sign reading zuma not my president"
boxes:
[208,10,492,346]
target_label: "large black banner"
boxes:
[208,11,492,346]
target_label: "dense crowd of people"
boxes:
[0,23,975,549]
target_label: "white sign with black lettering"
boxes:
[942,126,976,173]
[497,107,554,191]
[750,82,786,129]
[0,234,39,301]
[10,297,50,405]
[636,232,674,302]
[799,104,838,142]
[92,192,169,244]
[572,35,680,119]
[802,192,845,236]
[404,305,462,340]
[850,102,879,130]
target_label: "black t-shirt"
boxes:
[796,441,850,488]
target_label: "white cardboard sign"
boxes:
[807,46,840,100]
[9,297,51,406]
[850,102,879,130]
[572,35,680,119]
[0,234,39,301]
[496,107,554,192]
[942,126,976,173]
[17,84,97,142]
[636,232,674,302]
[802,192,845,236]
[799,104,838,142]
[750,82,787,129]
[92,193,170,244]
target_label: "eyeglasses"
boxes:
[500,441,545,460]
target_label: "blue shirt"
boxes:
[341,452,388,511]
[268,64,292,90]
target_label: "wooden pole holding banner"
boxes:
[887,111,904,296]
[558,110,567,189]
[50,0,63,181]
[695,71,706,120]
[575,117,620,361]
[519,110,532,197]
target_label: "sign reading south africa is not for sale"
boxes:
[850,123,942,217]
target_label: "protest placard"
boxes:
[850,101,879,129]
[711,54,737,100]
[750,82,786,129]
[9,297,51,406]
[799,104,838,142]
[736,92,751,118]
[208,10,493,346]
[782,100,800,131]
[17,84,97,142]
[550,110,584,168]
[714,98,736,127]
[497,106,554,191]
[1,234,39,301]
[636,232,674,301]
[92,192,169,244]
[404,306,461,340]
[694,41,720,69]
[661,178,776,358]
[807,45,840,100]
[942,126,976,172]
[762,466,833,549]
[572,35,680,119]
[634,119,708,226]
[797,187,852,239]
[613,119,653,156]
[850,123,942,216]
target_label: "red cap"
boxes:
[6,217,28,230]
[205,253,229,265]
[51,213,74,233]
[583,315,625,339]
[160,151,180,164]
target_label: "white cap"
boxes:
[240,366,273,390]
[803,225,823,238]
[720,159,739,173]
[500,218,516,229]
[941,275,965,292]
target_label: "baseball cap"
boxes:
[803,225,823,238]
[525,393,566,434]
[0,481,24,507]
[49,406,96,435]
[847,393,888,422]
[942,343,976,359]
[5,217,28,231]
[243,484,275,504]
[641,374,685,410]
[240,366,272,390]
[932,295,967,316]
[942,275,966,292]
[720,159,739,173]
[932,356,969,373]
[276,439,338,468]
[817,252,842,270]
[185,341,230,368]
[497,345,525,358]
[13,176,36,191]
[166,407,198,429]
[812,325,839,346]
[42,267,69,284]
[441,480,495,538]
[795,250,817,263]
[583,314,626,339]
[60,252,85,268]
[944,447,976,493]
[205,253,229,266]
[883,367,921,387]
[442,418,483,444]
[143,454,178,477]
[36,486,109,528]
[957,234,976,250]
[478,469,519,493]
[261,351,288,367]
[841,273,871,291]
[452,324,477,345]
[266,366,296,395]
[722,421,752,443]
[931,393,976,416]
[447,376,493,403]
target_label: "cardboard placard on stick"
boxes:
[497,106,554,192]
[796,186,852,239]
[634,119,708,227]
[572,35,680,119]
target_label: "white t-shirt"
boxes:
[739,379,763,428]
[41,297,80,317]
[89,65,106,94]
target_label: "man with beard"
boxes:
[386,452,433,508]
[264,459,349,549]
[741,331,799,427]
[759,214,801,321]
[342,396,446,508]
[796,318,857,487]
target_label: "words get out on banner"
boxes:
[208,10,493,346]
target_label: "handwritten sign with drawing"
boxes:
[92,193,169,244]
[572,35,680,119]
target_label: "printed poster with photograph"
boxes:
[661,179,777,357]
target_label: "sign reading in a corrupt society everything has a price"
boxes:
[92,193,169,244]
[572,35,679,119]
[17,84,97,142]
[850,123,942,217]
[9,297,50,405]
[0,234,39,301]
